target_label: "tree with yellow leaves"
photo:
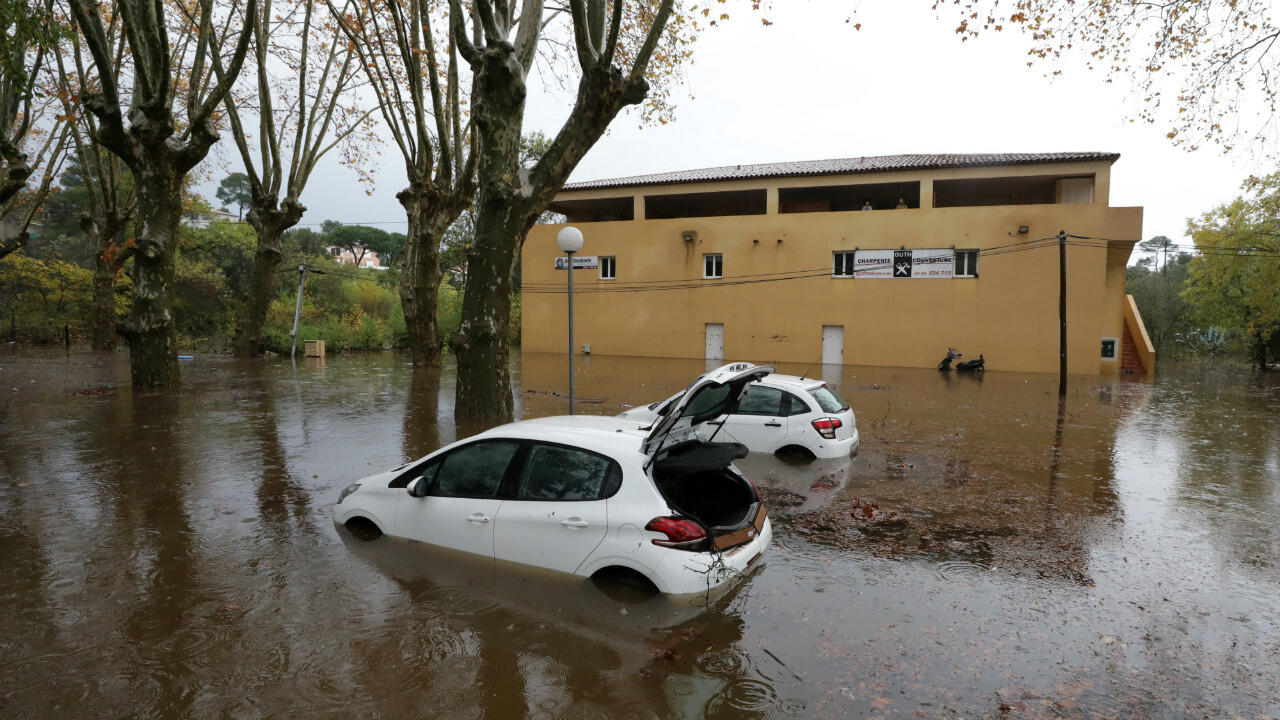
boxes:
[1184,173,1280,369]
[934,0,1280,153]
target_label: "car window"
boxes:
[735,385,783,416]
[432,441,520,498]
[782,392,811,416]
[809,386,849,413]
[516,444,615,501]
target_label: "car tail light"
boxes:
[645,516,707,550]
[811,417,842,439]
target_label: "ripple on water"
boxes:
[704,678,778,717]
[615,709,664,720]
[777,697,808,716]
[419,585,501,616]
[933,559,989,580]
[696,647,749,676]
[555,705,614,720]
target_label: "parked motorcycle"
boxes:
[956,354,985,372]
[938,347,962,371]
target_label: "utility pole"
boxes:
[1058,230,1068,397]
[290,264,308,359]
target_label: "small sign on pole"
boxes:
[554,256,599,270]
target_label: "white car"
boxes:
[334,363,774,595]
[619,372,859,459]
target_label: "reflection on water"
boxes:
[0,347,1277,718]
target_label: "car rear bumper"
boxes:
[811,425,860,458]
[650,517,773,595]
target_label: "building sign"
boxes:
[1101,338,1118,359]
[854,249,954,278]
[554,256,599,270]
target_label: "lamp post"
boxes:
[556,226,584,415]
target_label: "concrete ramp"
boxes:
[1123,295,1156,375]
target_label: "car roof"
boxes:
[472,415,649,460]
[758,374,826,391]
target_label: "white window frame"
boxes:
[954,249,979,278]
[833,250,855,277]
[703,253,723,279]
[599,255,616,280]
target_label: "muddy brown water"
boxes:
[1,348,1278,718]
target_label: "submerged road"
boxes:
[1,349,1277,718]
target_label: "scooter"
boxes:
[956,354,985,372]
[938,347,961,371]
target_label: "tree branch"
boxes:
[567,0,598,69]
[449,0,483,65]
[628,0,673,84]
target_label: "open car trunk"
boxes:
[651,440,764,550]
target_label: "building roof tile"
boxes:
[562,152,1121,191]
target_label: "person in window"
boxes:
[895,197,908,209]
[861,199,873,211]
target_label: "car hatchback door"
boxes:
[493,442,615,574]
[393,439,521,559]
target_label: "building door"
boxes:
[706,323,724,361]
[822,325,844,365]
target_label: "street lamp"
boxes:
[556,226,584,415]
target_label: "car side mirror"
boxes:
[406,476,430,498]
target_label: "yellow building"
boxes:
[522,153,1154,376]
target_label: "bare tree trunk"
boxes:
[232,199,303,357]
[124,167,183,387]
[231,229,284,357]
[90,258,116,350]
[87,212,129,351]
[399,184,466,367]
[452,45,528,421]
[453,211,526,420]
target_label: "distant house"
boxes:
[185,208,240,229]
[329,246,387,270]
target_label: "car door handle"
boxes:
[707,420,724,426]
[560,518,590,528]
[764,421,782,427]
[465,513,491,524]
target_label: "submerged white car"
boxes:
[619,372,859,459]
[334,363,774,595]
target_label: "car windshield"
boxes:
[808,386,849,413]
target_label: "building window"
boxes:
[600,255,616,280]
[955,250,978,278]
[833,251,855,277]
[703,253,723,278]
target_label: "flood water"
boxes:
[2,348,1278,718]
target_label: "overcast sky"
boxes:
[203,0,1259,248]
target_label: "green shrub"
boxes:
[0,255,93,342]
[437,279,462,347]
